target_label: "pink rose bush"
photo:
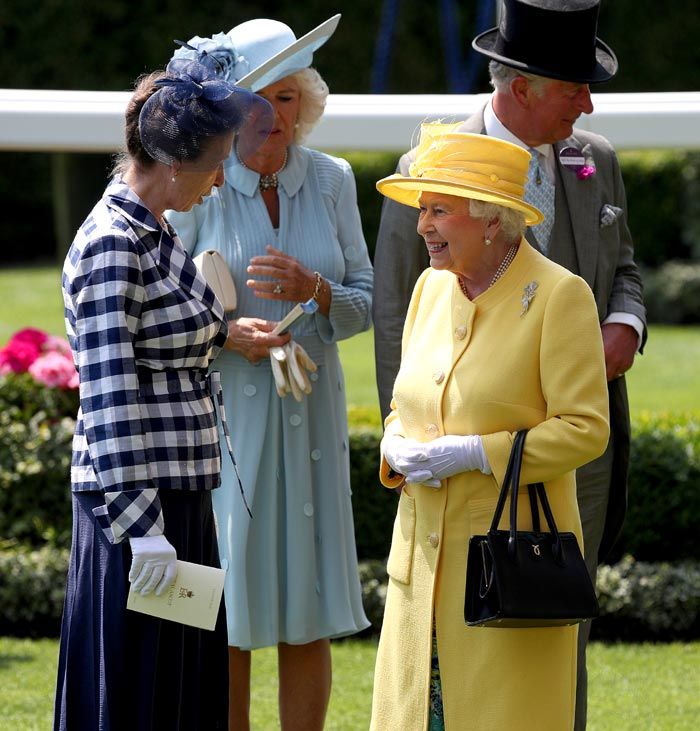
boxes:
[0,328,78,389]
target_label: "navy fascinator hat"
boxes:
[139,57,273,170]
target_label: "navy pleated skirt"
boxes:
[53,490,228,731]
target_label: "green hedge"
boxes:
[341,150,700,269]
[617,151,696,268]
[642,261,700,324]
[3,375,699,564]
[613,413,700,562]
[5,148,700,272]
[0,543,69,638]
[593,556,700,642]
[0,374,76,548]
[351,413,700,564]
[5,546,697,641]
[355,556,700,641]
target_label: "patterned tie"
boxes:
[524,149,555,254]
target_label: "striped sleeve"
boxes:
[316,157,374,343]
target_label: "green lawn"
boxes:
[0,266,64,343]
[2,636,699,730]
[1,265,699,423]
[2,266,699,729]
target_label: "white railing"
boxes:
[1,90,700,152]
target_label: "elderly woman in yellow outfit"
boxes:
[370,126,610,731]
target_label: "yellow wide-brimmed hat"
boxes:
[376,124,544,226]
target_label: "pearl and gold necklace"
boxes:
[239,150,288,192]
[458,244,519,299]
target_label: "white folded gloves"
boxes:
[270,341,318,401]
[128,534,178,596]
[382,433,491,488]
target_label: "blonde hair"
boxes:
[289,67,329,144]
[469,198,526,242]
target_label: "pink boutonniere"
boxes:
[576,144,596,180]
[560,143,597,180]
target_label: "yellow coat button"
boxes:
[455,325,467,340]
[433,370,445,384]
[428,533,439,548]
[425,423,439,436]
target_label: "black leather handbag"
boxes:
[464,430,599,628]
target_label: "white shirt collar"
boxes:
[484,95,554,181]
[484,95,551,160]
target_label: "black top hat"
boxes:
[472,0,618,84]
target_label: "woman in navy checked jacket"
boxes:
[53,59,275,731]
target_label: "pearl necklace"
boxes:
[239,150,288,192]
[458,244,519,299]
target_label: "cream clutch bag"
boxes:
[193,250,237,312]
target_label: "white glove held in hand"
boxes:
[270,341,317,402]
[381,434,411,475]
[401,435,491,480]
[129,534,178,596]
[383,434,491,486]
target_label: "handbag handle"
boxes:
[490,430,565,563]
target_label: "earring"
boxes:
[171,176,176,183]
[484,237,492,246]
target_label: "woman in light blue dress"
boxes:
[167,16,371,730]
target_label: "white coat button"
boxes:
[425,423,439,436]
[455,325,467,340]
[433,370,445,384]
[309,371,319,382]
[428,533,439,548]
[344,246,357,260]
[243,384,256,397]
[290,414,302,426]
[311,449,322,461]
[304,502,314,517]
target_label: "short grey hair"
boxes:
[489,61,551,97]
[469,198,526,242]
[289,67,329,145]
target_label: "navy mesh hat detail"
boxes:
[139,58,273,171]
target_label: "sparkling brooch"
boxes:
[520,281,538,317]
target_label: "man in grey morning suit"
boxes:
[371,1,646,728]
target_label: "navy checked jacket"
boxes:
[63,178,229,543]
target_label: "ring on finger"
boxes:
[273,283,284,295]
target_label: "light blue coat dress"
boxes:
[168,145,372,649]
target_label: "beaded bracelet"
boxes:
[312,271,323,301]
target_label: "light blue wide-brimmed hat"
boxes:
[171,15,340,91]
[229,14,340,91]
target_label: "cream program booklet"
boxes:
[127,560,225,631]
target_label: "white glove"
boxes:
[269,341,317,402]
[381,434,438,487]
[128,534,178,596]
[383,434,491,487]
[400,435,491,481]
[381,434,410,474]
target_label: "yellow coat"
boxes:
[370,242,609,731]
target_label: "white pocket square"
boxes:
[600,204,623,228]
